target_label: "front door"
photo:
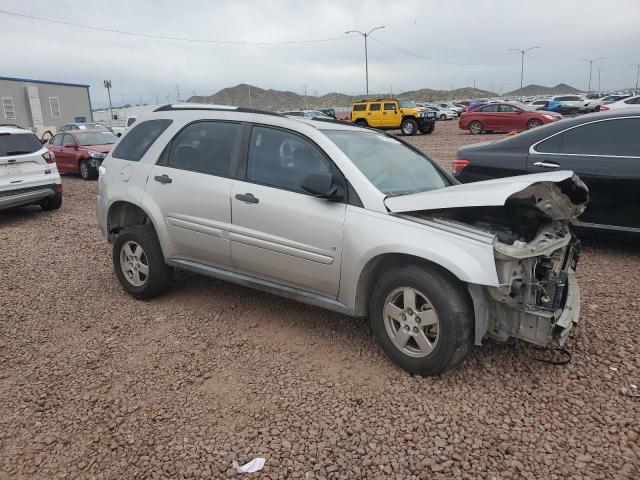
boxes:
[57,133,77,172]
[527,116,640,229]
[144,120,242,267]
[383,102,401,128]
[230,125,346,297]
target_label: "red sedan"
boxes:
[47,130,118,180]
[458,102,561,134]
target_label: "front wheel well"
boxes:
[107,201,152,237]
[354,253,470,317]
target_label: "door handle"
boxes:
[235,193,259,204]
[533,161,560,169]
[154,174,173,184]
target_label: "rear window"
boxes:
[0,132,42,157]
[352,104,366,111]
[112,119,172,161]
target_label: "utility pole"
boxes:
[631,64,640,95]
[121,95,127,120]
[509,47,540,89]
[580,57,605,93]
[303,85,308,109]
[155,93,159,105]
[176,84,181,102]
[139,95,142,106]
[248,85,252,107]
[345,26,385,96]
[103,80,113,120]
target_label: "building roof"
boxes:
[0,76,90,88]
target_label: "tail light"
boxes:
[452,159,470,174]
[600,105,610,111]
[42,150,55,164]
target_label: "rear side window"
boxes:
[479,105,498,112]
[168,121,240,176]
[0,132,42,157]
[535,134,563,153]
[352,104,366,111]
[112,119,172,161]
[369,103,381,111]
[561,118,640,157]
[52,135,63,146]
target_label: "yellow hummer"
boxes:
[351,99,436,135]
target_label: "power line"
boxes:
[369,36,511,66]
[0,9,352,45]
[527,55,582,70]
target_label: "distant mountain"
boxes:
[187,84,498,110]
[505,83,581,96]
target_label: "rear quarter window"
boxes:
[0,132,42,157]
[352,104,366,112]
[112,119,172,161]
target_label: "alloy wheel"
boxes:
[383,287,440,358]
[80,161,89,179]
[119,241,149,287]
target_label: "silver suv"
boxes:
[97,104,587,375]
[1,125,62,211]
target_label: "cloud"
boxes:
[1,0,638,107]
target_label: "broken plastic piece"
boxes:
[232,457,266,474]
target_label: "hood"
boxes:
[84,144,114,154]
[384,171,588,222]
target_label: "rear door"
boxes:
[476,104,499,129]
[367,103,383,127]
[230,124,346,297]
[528,116,640,229]
[143,120,241,267]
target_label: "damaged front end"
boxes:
[390,172,589,348]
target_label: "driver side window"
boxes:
[246,126,343,195]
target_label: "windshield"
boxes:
[399,100,416,108]
[324,130,450,196]
[74,131,117,146]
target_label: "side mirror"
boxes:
[64,143,76,149]
[301,172,344,202]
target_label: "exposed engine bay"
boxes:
[398,177,588,348]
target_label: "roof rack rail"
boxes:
[153,103,285,117]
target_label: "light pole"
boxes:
[345,26,385,96]
[631,64,640,95]
[103,80,113,120]
[580,57,605,93]
[597,67,603,95]
[508,47,540,90]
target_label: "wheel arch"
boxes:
[353,252,476,318]
[107,201,154,236]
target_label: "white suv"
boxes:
[0,125,62,211]
[97,104,587,375]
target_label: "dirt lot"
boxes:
[1,121,638,479]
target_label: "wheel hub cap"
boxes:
[383,287,440,358]
[119,241,149,287]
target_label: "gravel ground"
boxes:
[0,121,638,480]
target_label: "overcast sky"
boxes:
[2,0,639,108]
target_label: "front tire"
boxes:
[79,159,93,180]
[400,118,418,136]
[469,121,483,134]
[419,123,435,134]
[526,119,542,129]
[369,264,473,375]
[440,114,447,121]
[113,225,173,299]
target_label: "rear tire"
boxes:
[469,121,483,134]
[369,264,474,376]
[113,225,173,299]
[40,193,62,211]
[354,119,368,128]
[400,118,418,136]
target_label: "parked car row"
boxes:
[459,102,562,134]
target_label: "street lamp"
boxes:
[630,64,640,95]
[508,47,540,90]
[580,57,605,93]
[345,26,385,96]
